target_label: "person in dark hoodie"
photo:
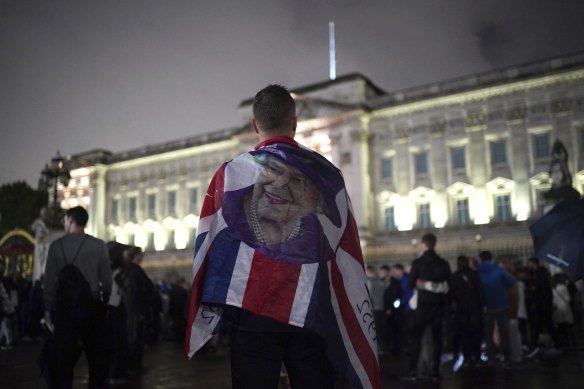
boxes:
[450,255,485,366]
[477,251,514,367]
[526,256,559,353]
[405,233,451,382]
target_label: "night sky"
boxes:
[2,0,584,187]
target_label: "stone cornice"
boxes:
[372,69,584,119]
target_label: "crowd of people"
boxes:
[367,233,584,382]
[0,207,192,388]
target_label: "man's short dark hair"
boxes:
[479,250,493,262]
[66,206,89,227]
[380,265,390,271]
[252,84,296,134]
[421,233,437,250]
[392,263,404,271]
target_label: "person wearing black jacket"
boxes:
[526,257,559,351]
[384,264,405,355]
[406,234,451,382]
[450,255,485,364]
[123,246,157,372]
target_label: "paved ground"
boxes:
[1,339,584,388]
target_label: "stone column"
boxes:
[430,121,448,226]
[89,164,108,240]
[465,114,488,223]
[507,106,531,219]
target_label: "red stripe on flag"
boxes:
[330,259,380,388]
[183,245,213,358]
[199,164,226,218]
[339,211,365,268]
[241,251,302,323]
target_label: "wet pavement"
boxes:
[1,339,584,388]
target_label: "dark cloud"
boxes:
[473,21,514,68]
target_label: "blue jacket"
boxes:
[478,262,515,311]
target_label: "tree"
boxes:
[0,181,47,237]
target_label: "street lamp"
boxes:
[39,151,71,226]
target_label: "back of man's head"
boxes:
[479,250,493,262]
[252,84,296,135]
[421,233,437,251]
[66,206,89,227]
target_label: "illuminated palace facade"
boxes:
[53,52,584,276]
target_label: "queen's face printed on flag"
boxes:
[247,154,321,244]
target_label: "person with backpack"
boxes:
[43,206,112,388]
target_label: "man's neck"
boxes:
[254,135,297,150]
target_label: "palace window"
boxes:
[381,158,393,179]
[490,140,507,165]
[456,198,470,225]
[168,191,177,215]
[419,203,431,228]
[167,230,175,250]
[147,232,155,251]
[111,199,118,221]
[415,152,428,175]
[451,147,466,170]
[147,194,156,219]
[533,133,550,160]
[494,194,512,221]
[384,206,396,231]
[190,188,199,210]
[129,197,137,220]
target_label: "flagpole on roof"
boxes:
[329,21,336,80]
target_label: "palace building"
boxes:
[49,51,584,278]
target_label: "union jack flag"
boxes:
[184,138,380,388]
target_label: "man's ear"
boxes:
[252,119,260,134]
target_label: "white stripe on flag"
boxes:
[317,189,348,249]
[224,154,259,191]
[328,260,372,389]
[289,263,319,327]
[336,247,378,358]
[192,209,228,282]
[226,243,255,307]
[187,304,223,358]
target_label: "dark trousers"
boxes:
[229,327,334,389]
[53,303,107,389]
[107,305,127,379]
[529,307,558,348]
[373,310,387,353]
[126,314,145,370]
[484,309,510,360]
[454,310,483,359]
[408,303,444,375]
[387,309,405,355]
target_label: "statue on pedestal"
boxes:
[545,140,580,203]
[31,206,64,281]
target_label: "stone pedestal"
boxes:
[31,206,64,282]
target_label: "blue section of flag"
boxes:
[201,229,241,303]
[194,231,208,253]
[304,262,360,385]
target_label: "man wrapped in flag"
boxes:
[185,84,380,388]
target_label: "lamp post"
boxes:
[39,151,71,227]
[475,233,482,254]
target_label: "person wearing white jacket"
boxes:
[552,273,574,348]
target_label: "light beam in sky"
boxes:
[329,21,336,80]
